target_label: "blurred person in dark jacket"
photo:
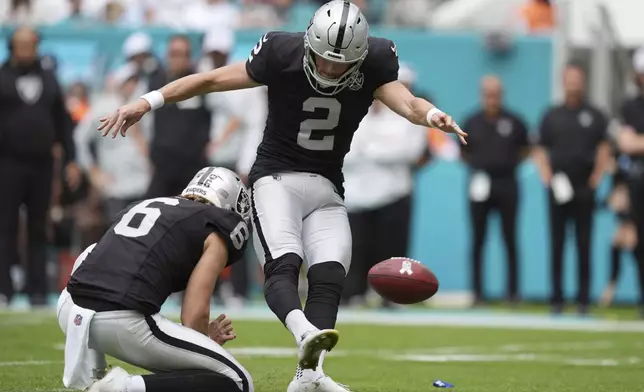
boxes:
[615,47,644,317]
[533,63,611,315]
[0,27,79,306]
[598,153,638,308]
[146,34,212,198]
[461,75,531,306]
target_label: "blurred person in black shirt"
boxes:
[146,35,212,198]
[461,75,530,306]
[616,47,644,316]
[0,27,79,306]
[598,153,639,308]
[533,63,611,315]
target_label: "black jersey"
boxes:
[245,31,399,196]
[67,197,250,315]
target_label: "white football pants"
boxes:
[250,173,352,273]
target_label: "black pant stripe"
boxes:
[144,316,249,392]
[250,185,273,262]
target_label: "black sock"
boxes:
[142,370,240,392]
[263,253,303,324]
[304,262,346,330]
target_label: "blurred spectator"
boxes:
[109,32,162,97]
[184,0,240,31]
[0,0,68,26]
[146,35,212,198]
[65,81,90,126]
[461,75,530,306]
[599,154,638,308]
[239,0,291,28]
[615,47,644,316]
[56,0,95,26]
[74,63,150,221]
[341,63,427,307]
[533,63,610,315]
[142,0,201,28]
[385,0,432,28]
[103,0,126,25]
[200,27,267,305]
[0,27,79,306]
[202,28,250,173]
[519,0,555,34]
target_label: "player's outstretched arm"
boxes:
[374,80,468,144]
[98,62,260,139]
[181,233,229,336]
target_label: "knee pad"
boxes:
[307,261,346,287]
[263,252,302,283]
[263,253,303,324]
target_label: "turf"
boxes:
[1,309,644,392]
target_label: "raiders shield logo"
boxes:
[236,189,251,221]
[16,75,43,104]
[348,71,364,91]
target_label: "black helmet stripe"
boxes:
[333,1,351,54]
[197,167,215,186]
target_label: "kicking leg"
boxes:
[287,180,351,392]
[250,175,338,369]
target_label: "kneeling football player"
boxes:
[56,167,254,392]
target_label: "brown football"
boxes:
[367,257,439,304]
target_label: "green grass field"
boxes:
[2,306,644,392]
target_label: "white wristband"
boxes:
[426,107,444,127]
[140,90,165,110]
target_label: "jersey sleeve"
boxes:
[372,38,400,89]
[206,208,251,266]
[245,32,278,86]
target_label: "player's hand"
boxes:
[208,314,236,345]
[430,112,468,145]
[97,99,151,139]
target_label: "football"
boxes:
[367,257,439,304]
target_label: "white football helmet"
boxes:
[181,167,250,222]
[303,0,369,95]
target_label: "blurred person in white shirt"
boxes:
[74,63,150,221]
[200,28,267,178]
[140,0,200,28]
[199,27,268,306]
[183,0,240,31]
[239,0,292,28]
[342,63,428,307]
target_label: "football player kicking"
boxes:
[56,167,254,392]
[98,1,467,391]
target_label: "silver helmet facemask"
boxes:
[303,1,369,96]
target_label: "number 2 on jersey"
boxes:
[114,198,180,238]
[298,97,341,151]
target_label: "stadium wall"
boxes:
[0,27,637,303]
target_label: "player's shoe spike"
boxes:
[298,329,339,369]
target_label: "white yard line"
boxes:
[158,308,644,333]
[4,307,644,332]
[0,360,62,366]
